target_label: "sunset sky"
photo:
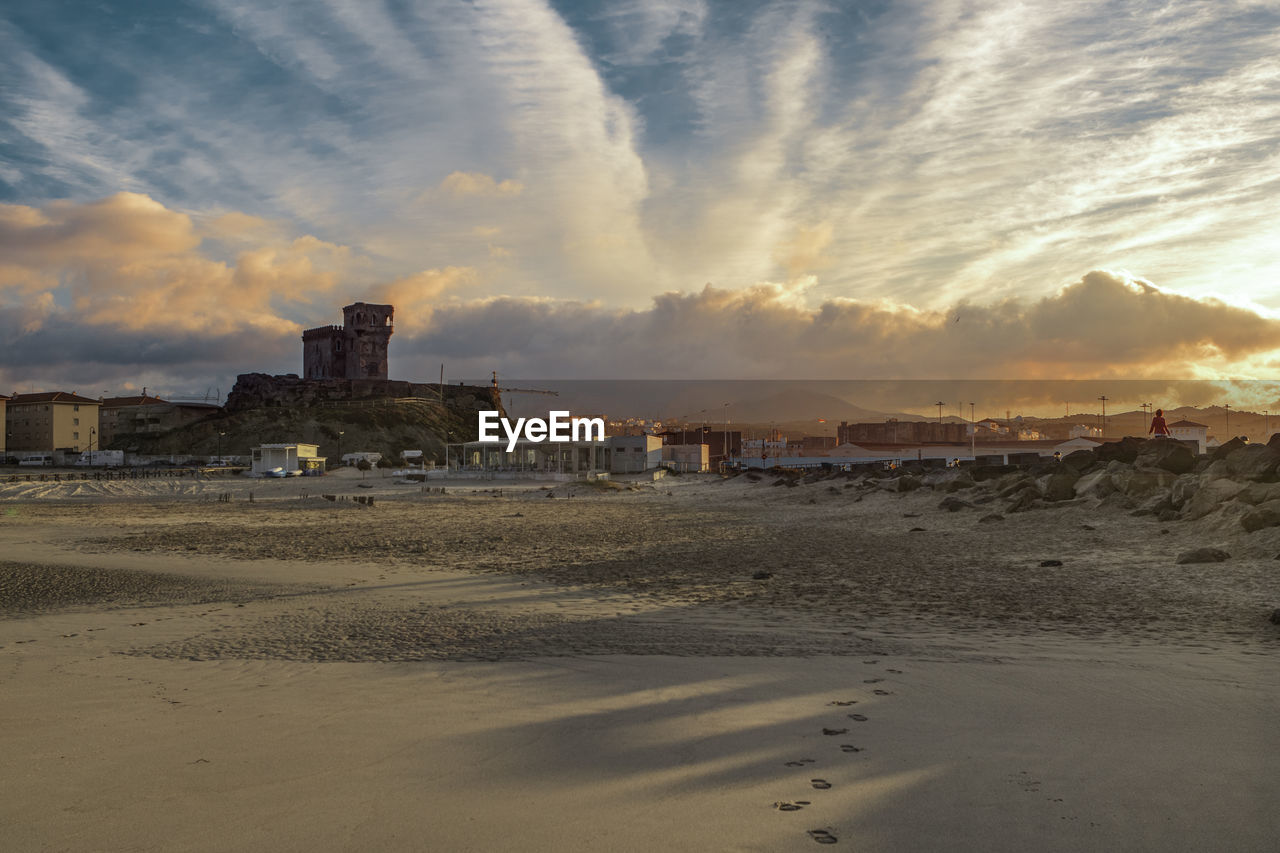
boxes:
[3,0,1280,402]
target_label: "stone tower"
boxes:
[302,302,394,380]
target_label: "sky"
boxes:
[3,0,1280,405]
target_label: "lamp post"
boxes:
[89,427,95,454]
[723,402,730,471]
[338,430,345,467]
[969,402,975,459]
[1098,395,1108,436]
[217,431,226,465]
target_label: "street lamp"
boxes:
[217,431,226,464]
[969,402,976,459]
[723,402,730,471]
[338,430,345,467]
[89,427,96,454]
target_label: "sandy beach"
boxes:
[2,468,1276,851]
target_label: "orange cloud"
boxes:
[438,171,525,199]
[0,193,355,335]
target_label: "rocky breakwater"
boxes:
[771,434,1280,533]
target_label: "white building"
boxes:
[340,451,382,467]
[1069,424,1103,438]
[251,443,325,476]
[610,434,663,473]
[1169,420,1209,453]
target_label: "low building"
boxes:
[837,420,967,444]
[610,434,663,473]
[662,444,709,472]
[340,451,382,467]
[251,443,325,476]
[1069,424,1103,439]
[5,392,101,453]
[1168,420,1209,454]
[461,438,608,475]
[659,427,741,465]
[99,393,218,447]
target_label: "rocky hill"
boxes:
[107,374,503,464]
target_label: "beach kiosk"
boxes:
[250,443,325,477]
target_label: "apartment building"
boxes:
[5,392,101,452]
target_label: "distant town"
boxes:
[2,302,1269,477]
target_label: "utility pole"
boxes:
[723,402,730,471]
[1224,403,1230,439]
[970,402,976,459]
[935,401,945,424]
[1141,402,1151,434]
[1098,396,1108,436]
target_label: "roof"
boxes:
[8,391,101,405]
[1168,419,1208,428]
[101,395,167,407]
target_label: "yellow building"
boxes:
[5,392,102,453]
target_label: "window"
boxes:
[73,418,79,426]
[73,432,79,440]
[74,405,79,411]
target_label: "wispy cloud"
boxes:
[3,0,1280,390]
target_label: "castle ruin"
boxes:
[302,302,394,380]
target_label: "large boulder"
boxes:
[1182,477,1246,520]
[1237,482,1280,506]
[1211,436,1249,461]
[1224,444,1280,481]
[1061,449,1097,473]
[1095,437,1147,465]
[1074,469,1116,499]
[1135,440,1196,474]
[1114,466,1177,497]
[1241,499,1280,533]
[1169,474,1199,509]
[896,474,922,492]
[938,495,973,512]
[1042,469,1080,502]
[1006,488,1041,513]
[997,475,1036,498]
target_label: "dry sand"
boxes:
[1,468,1277,851]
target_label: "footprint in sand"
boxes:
[886,668,903,674]
[863,678,883,683]
[808,828,838,844]
[862,659,879,664]
[839,744,863,753]
[810,779,832,790]
[775,802,804,811]
[822,728,848,736]
[784,759,817,767]
[828,700,857,706]
[847,714,868,722]
[872,689,894,696]
[131,622,147,627]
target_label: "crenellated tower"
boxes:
[302,302,394,380]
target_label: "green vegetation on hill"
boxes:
[107,398,486,464]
